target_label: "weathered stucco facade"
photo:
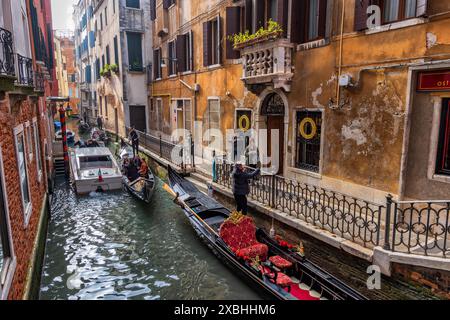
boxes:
[150,0,450,204]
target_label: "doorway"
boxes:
[261,93,285,175]
[129,105,147,132]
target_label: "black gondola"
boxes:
[119,148,155,204]
[167,166,367,301]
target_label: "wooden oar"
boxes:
[163,183,219,236]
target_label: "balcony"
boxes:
[121,8,144,33]
[0,27,16,91]
[16,54,34,88]
[34,71,45,94]
[239,38,294,93]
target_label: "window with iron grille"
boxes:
[295,111,322,173]
[168,40,177,76]
[436,99,450,176]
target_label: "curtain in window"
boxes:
[384,0,400,22]
[308,0,320,40]
[404,0,417,18]
[17,135,30,206]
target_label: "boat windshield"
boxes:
[79,156,113,169]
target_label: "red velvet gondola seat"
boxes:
[269,256,293,269]
[220,216,269,261]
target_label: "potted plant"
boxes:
[229,20,283,50]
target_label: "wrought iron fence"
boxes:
[125,127,183,168]
[386,199,450,258]
[0,27,15,77]
[215,159,384,249]
[16,54,34,87]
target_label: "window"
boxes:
[105,7,108,26]
[127,32,143,71]
[291,0,327,44]
[203,17,222,67]
[126,0,140,9]
[163,0,176,9]
[106,45,111,65]
[153,48,162,79]
[100,13,103,30]
[383,0,417,24]
[204,99,221,143]
[33,120,43,181]
[25,123,33,161]
[14,126,32,224]
[113,36,119,65]
[105,96,108,118]
[176,31,193,73]
[436,99,450,176]
[0,147,16,300]
[295,111,322,173]
[173,99,192,136]
[168,40,177,76]
[113,0,116,14]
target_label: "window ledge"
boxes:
[168,74,178,79]
[288,167,322,180]
[23,203,32,229]
[296,38,330,52]
[180,71,193,76]
[431,174,450,184]
[207,64,222,71]
[365,18,427,35]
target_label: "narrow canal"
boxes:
[39,146,260,300]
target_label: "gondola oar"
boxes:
[163,183,219,237]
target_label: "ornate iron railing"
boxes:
[386,200,450,258]
[0,27,15,77]
[16,54,34,87]
[215,159,384,249]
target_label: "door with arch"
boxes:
[261,93,285,175]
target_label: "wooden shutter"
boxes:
[188,30,194,71]
[318,0,328,38]
[177,34,187,72]
[226,7,241,60]
[217,16,223,64]
[245,0,253,32]
[416,0,428,17]
[150,0,156,20]
[255,0,265,29]
[277,0,289,37]
[354,0,370,31]
[291,0,307,44]
[203,21,212,67]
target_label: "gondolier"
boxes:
[232,162,260,215]
[129,127,139,158]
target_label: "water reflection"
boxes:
[40,178,260,300]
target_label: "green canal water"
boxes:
[39,162,260,300]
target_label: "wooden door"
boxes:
[267,116,284,174]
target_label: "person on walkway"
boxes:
[97,116,103,130]
[232,162,260,215]
[129,127,139,158]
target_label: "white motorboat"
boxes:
[69,147,122,194]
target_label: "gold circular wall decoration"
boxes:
[238,115,251,132]
[299,117,317,140]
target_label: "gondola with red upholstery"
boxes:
[167,166,367,300]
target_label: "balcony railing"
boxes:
[121,8,144,32]
[240,38,294,92]
[0,27,15,77]
[16,54,34,87]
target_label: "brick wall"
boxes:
[0,93,50,299]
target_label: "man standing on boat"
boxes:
[232,162,260,215]
[129,127,140,157]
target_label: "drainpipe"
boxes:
[335,0,346,109]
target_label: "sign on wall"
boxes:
[417,71,450,92]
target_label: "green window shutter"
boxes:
[126,0,140,9]
[127,32,143,71]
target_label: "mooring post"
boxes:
[59,105,69,178]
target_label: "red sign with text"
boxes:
[418,71,450,91]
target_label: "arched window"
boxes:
[261,93,285,116]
